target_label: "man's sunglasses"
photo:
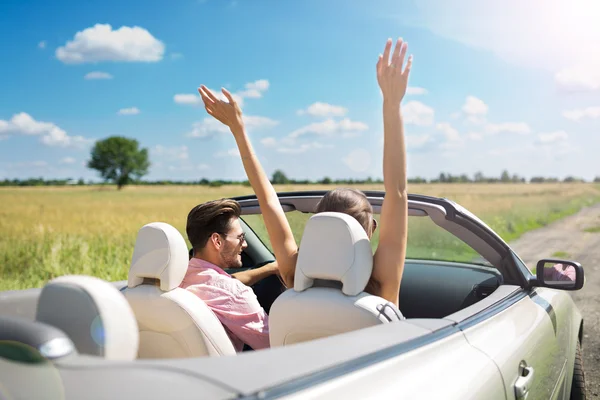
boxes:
[218,232,247,243]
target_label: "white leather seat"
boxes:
[121,222,236,359]
[35,275,139,361]
[269,212,404,347]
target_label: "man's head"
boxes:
[186,198,247,269]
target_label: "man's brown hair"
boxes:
[186,198,242,251]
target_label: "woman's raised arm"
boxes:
[371,38,412,307]
[198,86,298,288]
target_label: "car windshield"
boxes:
[241,211,493,267]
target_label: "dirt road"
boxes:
[509,203,600,398]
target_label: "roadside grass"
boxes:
[2,183,600,291]
[552,251,571,258]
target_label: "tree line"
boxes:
[2,170,599,187]
[2,136,598,188]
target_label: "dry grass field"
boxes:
[1,183,599,291]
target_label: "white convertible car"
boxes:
[0,191,587,400]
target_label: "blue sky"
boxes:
[1,0,599,182]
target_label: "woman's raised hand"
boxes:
[198,85,245,135]
[376,38,413,106]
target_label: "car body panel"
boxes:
[0,356,238,400]
[278,330,505,400]
[460,288,576,400]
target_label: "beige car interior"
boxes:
[32,212,407,360]
[269,212,405,347]
[121,222,236,359]
[35,275,140,361]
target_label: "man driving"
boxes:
[180,198,279,352]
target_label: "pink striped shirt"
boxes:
[179,257,270,352]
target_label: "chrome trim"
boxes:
[38,337,75,359]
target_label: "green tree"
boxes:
[87,136,150,190]
[271,169,290,184]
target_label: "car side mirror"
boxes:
[535,259,584,290]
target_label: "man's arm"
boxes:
[231,261,279,286]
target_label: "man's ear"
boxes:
[209,232,222,249]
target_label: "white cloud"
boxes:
[562,106,600,122]
[468,132,483,141]
[441,151,459,158]
[175,89,239,106]
[276,142,333,154]
[488,146,531,157]
[485,122,532,135]
[297,102,348,117]
[186,115,278,139]
[243,116,279,129]
[343,149,372,172]
[56,24,165,64]
[537,130,569,144]
[413,0,600,92]
[453,95,531,137]
[117,107,140,115]
[436,122,460,141]
[260,137,277,147]
[166,163,210,172]
[555,64,600,93]
[41,127,92,148]
[462,96,488,116]
[466,116,487,125]
[7,161,49,169]
[60,157,76,165]
[289,118,368,139]
[151,145,189,161]
[260,136,332,154]
[237,79,270,98]
[186,118,230,138]
[215,148,241,158]
[437,123,464,150]
[403,101,435,126]
[85,71,113,80]
[406,134,432,148]
[38,41,46,49]
[0,112,93,148]
[174,94,201,105]
[175,79,269,108]
[0,112,56,135]
[150,145,208,175]
[407,86,428,95]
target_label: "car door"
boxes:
[459,289,564,400]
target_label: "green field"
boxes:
[1,183,600,291]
